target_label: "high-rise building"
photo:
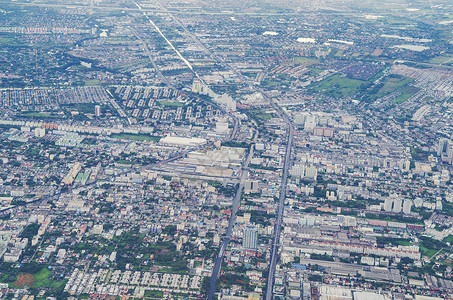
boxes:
[438,138,453,163]
[438,138,449,156]
[95,105,101,117]
[304,166,318,180]
[384,197,393,212]
[294,114,306,126]
[383,194,403,213]
[302,282,311,300]
[291,165,304,177]
[244,180,259,194]
[243,226,258,250]
[403,199,412,215]
[393,197,402,213]
[192,79,202,93]
[215,121,229,134]
[34,127,45,138]
[215,93,236,111]
[304,115,318,132]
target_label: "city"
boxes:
[0,0,452,299]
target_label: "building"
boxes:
[438,138,449,156]
[403,199,412,214]
[192,79,202,93]
[244,180,259,194]
[243,226,258,250]
[62,162,81,185]
[384,197,393,212]
[438,138,453,163]
[319,285,352,300]
[294,114,306,126]
[34,127,45,137]
[95,105,101,117]
[302,282,311,300]
[313,127,334,138]
[304,166,318,180]
[216,121,229,134]
[291,165,304,177]
[304,115,318,132]
[215,93,236,111]
[353,292,385,300]
[159,136,207,147]
[393,197,402,213]
[383,194,403,213]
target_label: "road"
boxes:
[132,1,240,141]
[12,1,288,297]
[207,144,254,300]
[252,89,295,300]
[139,1,295,296]
[105,89,129,125]
[0,144,200,214]
[130,28,174,88]
[265,123,293,299]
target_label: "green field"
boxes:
[293,57,318,65]
[419,245,438,258]
[307,67,324,76]
[429,55,453,66]
[19,112,64,119]
[159,101,184,107]
[254,113,273,120]
[419,236,446,258]
[10,267,65,290]
[366,74,420,104]
[248,109,275,122]
[0,36,13,45]
[84,79,101,86]
[310,75,367,98]
[444,235,453,244]
[260,80,281,87]
[111,133,161,142]
[33,268,66,289]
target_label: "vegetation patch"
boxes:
[111,133,161,142]
[309,75,367,98]
[13,273,34,288]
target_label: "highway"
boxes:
[136,1,296,296]
[132,1,240,142]
[130,28,174,88]
[207,144,254,300]
[16,1,291,297]
[265,123,293,300]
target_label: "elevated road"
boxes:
[265,123,293,299]
[207,144,254,300]
[135,2,295,297]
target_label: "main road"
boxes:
[265,122,293,299]
[207,144,254,299]
[140,1,296,296]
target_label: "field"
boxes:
[0,36,13,45]
[429,54,453,66]
[419,236,446,258]
[111,133,161,142]
[248,109,275,122]
[419,245,438,258]
[19,112,65,119]
[84,79,101,86]
[13,273,34,287]
[310,75,367,98]
[260,80,281,87]
[293,57,318,65]
[367,74,420,103]
[444,235,453,244]
[159,101,184,107]
[12,267,64,290]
